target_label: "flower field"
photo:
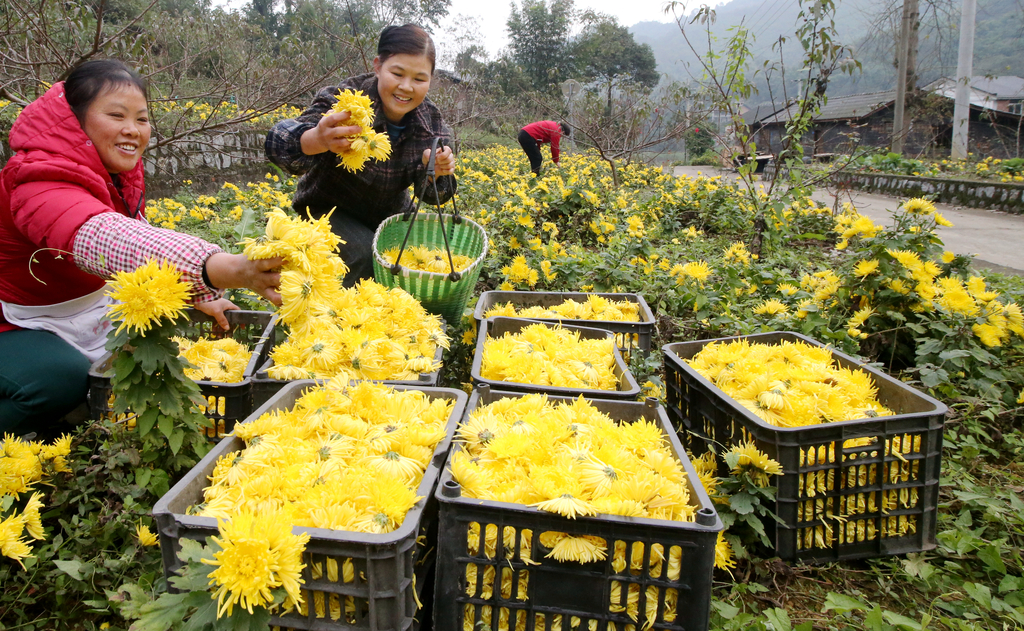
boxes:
[2,145,1024,630]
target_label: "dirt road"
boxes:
[672,165,1024,275]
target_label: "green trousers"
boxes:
[0,329,91,433]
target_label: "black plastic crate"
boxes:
[473,291,656,357]
[434,385,722,631]
[153,380,468,631]
[87,309,276,439]
[663,331,947,563]
[471,317,641,400]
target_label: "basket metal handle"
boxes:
[391,137,462,281]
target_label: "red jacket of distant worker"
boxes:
[522,120,564,164]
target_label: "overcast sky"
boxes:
[433,0,713,61]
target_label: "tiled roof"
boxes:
[969,76,1024,99]
[758,90,895,125]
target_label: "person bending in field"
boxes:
[0,59,282,432]
[265,24,457,286]
[518,120,570,176]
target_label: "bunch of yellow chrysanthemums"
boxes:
[175,337,252,383]
[484,295,641,323]
[687,339,893,428]
[480,323,618,390]
[452,394,698,630]
[194,381,453,621]
[329,90,391,172]
[452,394,697,524]
[195,382,452,530]
[381,245,474,274]
[243,209,448,381]
[1,434,71,567]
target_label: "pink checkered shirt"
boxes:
[73,212,224,304]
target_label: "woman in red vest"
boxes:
[0,59,282,433]
[518,121,570,176]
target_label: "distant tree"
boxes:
[506,0,574,91]
[570,13,659,112]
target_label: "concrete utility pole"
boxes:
[951,0,977,159]
[892,0,919,154]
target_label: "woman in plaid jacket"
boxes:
[0,59,281,432]
[265,24,457,286]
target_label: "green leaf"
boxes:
[139,407,160,437]
[155,381,186,417]
[159,413,174,439]
[864,606,888,631]
[135,468,153,489]
[149,468,172,497]
[763,607,792,631]
[938,349,972,361]
[963,582,992,609]
[998,573,1022,594]
[54,559,85,581]
[713,601,741,620]
[729,492,756,515]
[901,554,935,580]
[113,351,137,383]
[132,591,191,631]
[822,592,869,613]
[881,611,926,630]
[168,430,185,455]
[978,544,1007,575]
[177,538,210,565]
[180,597,218,631]
[132,336,167,374]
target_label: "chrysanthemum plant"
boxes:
[120,514,308,631]
[694,443,783,563]
[832,198,1024,404]
[105,260,213,483]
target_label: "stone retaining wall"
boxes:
[1,128,268,176]
[764,165,1024,214]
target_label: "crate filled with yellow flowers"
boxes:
[433,384,722,631]
[473,291,656,357]
[471,317,641,400]
[88,307,276,439]
[241,208,451,409]
[153,379,468,631]
[663,331,947,563]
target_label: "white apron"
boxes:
[2,287,112,363]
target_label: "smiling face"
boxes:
[373,53,433,125]
[81,85,151,174]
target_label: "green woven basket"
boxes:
[372,212,488,325]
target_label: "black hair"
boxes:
[560,122,571,137]
[377,24,436,73]
[65,59,148,126]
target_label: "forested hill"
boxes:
[630,0,1024,99]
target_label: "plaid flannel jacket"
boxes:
[265,73,457,227]
[74,212,224,304]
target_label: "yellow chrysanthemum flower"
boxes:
[203,511,310,618]
[679,261,712,285]
[714,531,736,572]
[727,441,783,488]
[106,260,191,335]
[853,259,879,278]
[135,523,159,547]
[329,90,392,172]
[753,299,788,316]
[902,198,936,215]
